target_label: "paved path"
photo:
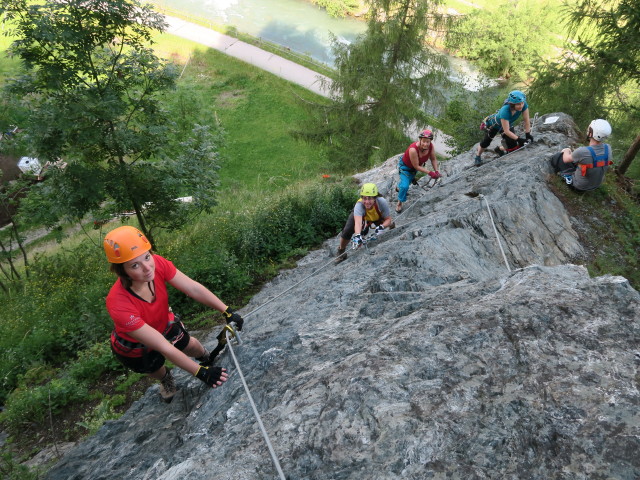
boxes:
[164,16,332,98]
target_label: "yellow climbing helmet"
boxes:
[103,225,151,264]
[359,183,379,197]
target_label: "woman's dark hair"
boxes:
[110,263,133,289]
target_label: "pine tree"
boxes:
[295,0,453,171]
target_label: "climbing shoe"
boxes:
[494,146,505,157]
[335,247,347,264]
[159,368,178,403]
[563,174,573,185]
[474,155,482,166]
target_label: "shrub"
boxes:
[76,395,126,436]
[1,378,89,433]
[68,341,123,384]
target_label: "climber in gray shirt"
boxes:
[550,119,613,191]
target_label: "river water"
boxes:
[152,0,490,90]
[153,0,366,66]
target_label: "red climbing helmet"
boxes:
[418,130,433,140]
[418,129,434,140]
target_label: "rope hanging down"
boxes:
[225,329,286,480]
[478,194,511,272]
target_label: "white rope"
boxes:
[478,194,511,272]
[225,330,286,480]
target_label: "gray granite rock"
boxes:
[44,113,640,480]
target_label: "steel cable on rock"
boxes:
[225,329,286,480]
[478,194,511,272]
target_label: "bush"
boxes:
[1,378,89,433]
[0,243,112,404]
[68,341,122,384]
[76,395,126,436]
[0,450,39,480]
[163,181,355,313]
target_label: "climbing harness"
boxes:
[580,145,612,177]
[224,329,286,480]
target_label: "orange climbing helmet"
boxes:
[103,226,151,264]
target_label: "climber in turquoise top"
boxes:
[474,90,533,165]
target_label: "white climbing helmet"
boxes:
[588,119,611,141]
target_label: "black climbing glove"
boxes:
[526,132,533,143]
[223,306,244,331]
[517,137,527,147]
[195,366,227,387]
[352,234,363,247]
[374,225,385,236]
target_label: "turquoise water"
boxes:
[152,0,367,65]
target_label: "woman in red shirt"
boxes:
[104,225,244,402]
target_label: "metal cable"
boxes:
[225,330,286,480]
[242,254,339,319]
[478,194,511,272]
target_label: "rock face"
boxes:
[45,113,640,480]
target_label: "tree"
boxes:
[444,0,557,81]
[0,174,33,292]
[527,0,640,176]
[0,0,221,245]
[295,0,453,171]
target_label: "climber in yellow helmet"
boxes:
[335,183,394,264]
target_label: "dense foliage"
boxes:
[445,0,557,81]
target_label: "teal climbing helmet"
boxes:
[507,90,526,104]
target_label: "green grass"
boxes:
[550,173,640,289]
[152,33,335,192]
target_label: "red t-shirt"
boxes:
[401,141,433,169]
[107,255,177,349]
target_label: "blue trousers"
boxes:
[398,156,416,203]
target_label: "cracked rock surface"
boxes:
[45,113,640,480]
